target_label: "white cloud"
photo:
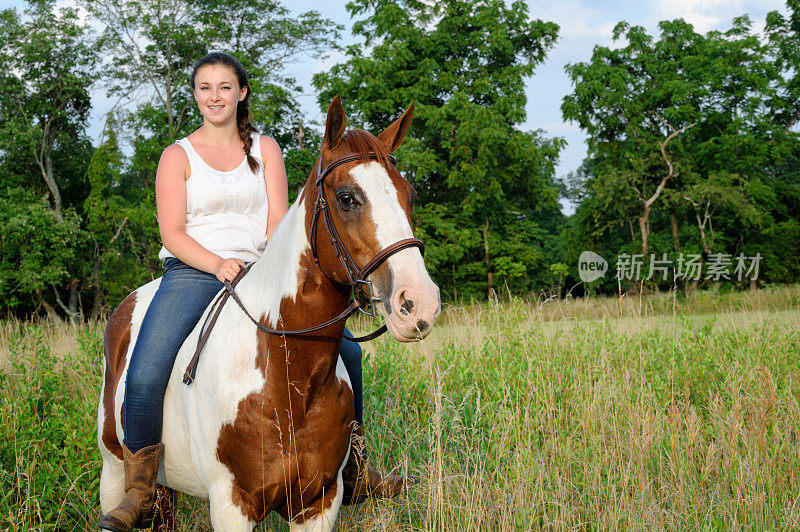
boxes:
[529,0,619,59]
[651,0,786,33]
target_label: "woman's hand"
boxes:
[215,258,246,282]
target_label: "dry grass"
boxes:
[1,286,799,530]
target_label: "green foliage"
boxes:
[563,13,800,290]
[766,0,800,130]
[0,190,85,312]
[0,325,102,528]
[83,126,159,311]
[0,0,341,317]
[314,0,563,299]
[81,0,342,165]
[1,291,799,528]
[0,0,97,317]
[3,0,800,314]
[0,0,97,199]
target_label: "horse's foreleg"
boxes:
[288,475,344,532]
[208,482,256,532]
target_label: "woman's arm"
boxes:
[155,145,244,281]
[261,136,289,240]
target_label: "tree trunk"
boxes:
[670,211,681,252]
[90,252,104,320]
[69,279,82,325]
[482,217,494,300]
[627,218,636,243]
[694,207,712,256]
[699,224,711,255]
[53,281,83,324]
[35,289,61,321]
[298,119,305,150]
[38,144,63,223]
[639,204,650,256]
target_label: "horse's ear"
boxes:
[323,95,346,151]
[377,103,414,153]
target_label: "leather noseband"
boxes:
[184,152,424,385]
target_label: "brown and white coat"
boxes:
[97,98,440,531]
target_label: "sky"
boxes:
[1,0,790,213]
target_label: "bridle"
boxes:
[183,152,424,385]
[310,152,425,303]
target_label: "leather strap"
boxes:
[358,239,425,279]
[183,264,251,385]
[225,285,388,341]
[184,270,388,385]
[183,151,422,386]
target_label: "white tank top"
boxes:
[158,132,269,263]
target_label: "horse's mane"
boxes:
[341,129,392,169]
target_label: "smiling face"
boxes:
[193,64,247,126]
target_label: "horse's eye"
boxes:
[336,192,357,210]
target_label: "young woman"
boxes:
[98,53,406,531]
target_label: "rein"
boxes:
[183,152,424,385]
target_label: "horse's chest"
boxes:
[212,374,353,520]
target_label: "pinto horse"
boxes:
[97,96,440,530]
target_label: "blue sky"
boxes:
[1,0,790,212]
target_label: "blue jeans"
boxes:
[339,332,364,426]
[123,258,365,453]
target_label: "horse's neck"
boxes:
[234,191,348,329]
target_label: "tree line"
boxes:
[0,0,798,321]
[561,6,800,294]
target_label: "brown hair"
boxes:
[191,53,259,172]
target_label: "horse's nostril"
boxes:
[399,293,414,316]
[416,319,429,332]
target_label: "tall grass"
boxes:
[1,286,799,530]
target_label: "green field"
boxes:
[2,286,799,530]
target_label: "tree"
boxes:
[68,0,344,312]
[562,20,706,258]
[563,15,799,291]
[0,0,97,222]
[764,1,800,285]
[81,0,343,183]
[0,0,98,319]
[314,0,563,298]
[766,0,800,131]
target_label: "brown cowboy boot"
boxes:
[341,424,419,506]
[98,443,164,532]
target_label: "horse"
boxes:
[97,96,441,531]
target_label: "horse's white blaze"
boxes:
[349,162,414,244]
[349,162,440,338]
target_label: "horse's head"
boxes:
[308,96,440,342]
